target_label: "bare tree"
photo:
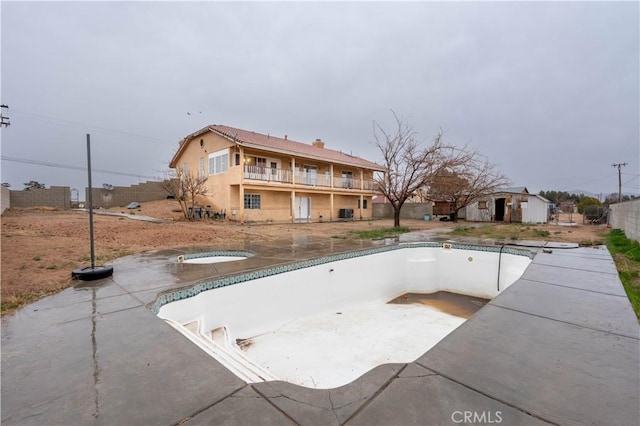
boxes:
[374,112,466,227]
[429,153,511,222]
[161,168,209,220]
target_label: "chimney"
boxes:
[284,134,288,140]
[312,138,325,149]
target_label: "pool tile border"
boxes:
[150,243,535,315]
[182,250,255,260]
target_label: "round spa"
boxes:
[155,242,533,389]
[178,250,254,264]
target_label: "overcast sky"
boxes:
[2,1,638,199]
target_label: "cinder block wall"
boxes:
[9,186,71,209]
[1,185,10,213]
[86,181,170,208]
[609,199,640,242]
[373,202,433,220]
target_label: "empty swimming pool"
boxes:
[155,243,533,388]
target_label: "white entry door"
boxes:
[295,197,311,222]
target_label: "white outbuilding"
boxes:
[465,187,551,224]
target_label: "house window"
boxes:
[478,201,488,209]
[358,199,368,209]
[183,162,189,176]
[208,149,229,175]
[200,157,205,177]
[235,153,240,166]
[244,194,261,209]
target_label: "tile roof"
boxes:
[171,124,384,171]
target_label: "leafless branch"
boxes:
[429,151,511,220]
[374,111,462,226]
[161,168,209,220]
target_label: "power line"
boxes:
[1,155,161,180]
[622,174,640,192]
[10,109,175,145]
[552,173,617,192]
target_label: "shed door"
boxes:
[495,198,506,221]
[295,197,311,222]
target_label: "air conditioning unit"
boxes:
[338,208,354,219]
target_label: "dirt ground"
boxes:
[0,200,608,315]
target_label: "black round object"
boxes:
[72,266,114,281]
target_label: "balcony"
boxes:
[243,166,376,192]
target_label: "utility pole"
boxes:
[611,162,628,202]
[0,105,9,127]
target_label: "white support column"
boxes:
[329,164,335,221]
[291,157,296,185]
[239,184,245,224]
[239,147,245,183]
[239,146,246,223]
[360,169,365,219]
[330,164,334,188]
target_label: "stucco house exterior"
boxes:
[465,187,550,223]
[169,124,384,223]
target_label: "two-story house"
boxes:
[169,124,384,223]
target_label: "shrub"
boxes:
[533,229,550,237]
[606,229,640,319]
[577,197,601,214]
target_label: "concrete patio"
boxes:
[2,234,638,425]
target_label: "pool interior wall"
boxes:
[157,244,533,388]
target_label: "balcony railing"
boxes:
[244,166,292,183]
[294,172,331,187]
[333,177,361,190]
[243,166,376,191]
[362,180,378,191]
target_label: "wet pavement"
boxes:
[1,234,638,425]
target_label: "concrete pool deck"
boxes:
[1,234,638,425]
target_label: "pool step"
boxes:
[164,319,278,383]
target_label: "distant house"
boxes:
[169,124,384,223]
[465,187,550,223]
